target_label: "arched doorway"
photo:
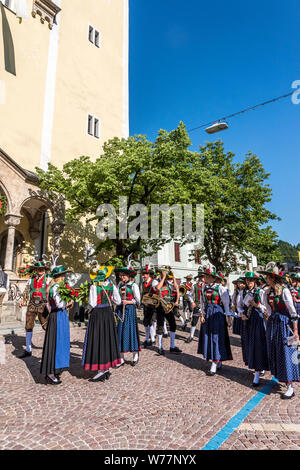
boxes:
[0,229,24,271]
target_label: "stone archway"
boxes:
[0,148,65,276]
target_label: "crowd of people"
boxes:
[17,260,300,399]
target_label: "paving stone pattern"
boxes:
[1,318,300,450]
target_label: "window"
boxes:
[195,250,201,264]
[87,114,100,139]
[94,118,99,139]
[174,243,181,263]
[88,25,94,43]
[88,24,101,48]
[94,30,100,48]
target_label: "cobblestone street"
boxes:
[1,319,300,451]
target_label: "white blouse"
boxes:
[50,284,67,310]
[88,282,121,309]
[118,281,141,305]
[202,283,230,314]
[263,287,297,319]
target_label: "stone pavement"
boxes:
[0,319,300,450]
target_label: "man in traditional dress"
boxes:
[19,261,50,358]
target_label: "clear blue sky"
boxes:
[129,0,300,245]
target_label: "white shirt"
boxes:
[202,283,230,314]
[231,289,245,315]
[50,284,67,310]
[118,281,141,305]
[264,287,297,319]
[88,282,121,309]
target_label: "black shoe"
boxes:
[252,382,260,388]
[181,323,187,331]
[163,333,169,338]
[131,357,139,367]
[157,348,165,356]
[89,371,110,383]
[19,351,32,359]
[55,373,61,380]
[46,376,62,385]
[142,341,152,349]
[169,347,182,354]
[281,392,295,400]
[206,370,216,376]
[185,337,193,343]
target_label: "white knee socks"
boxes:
[163,320,168,335]
[145,326,150,342]
[158,334,163,349]
[210,361,217,374]
[170,331,176,349]
[150,324,156,342]
[253,372,260,384]
[190,326,196,339]
[26,332,33,352]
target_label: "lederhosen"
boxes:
[183,282,193,314]
[191,282,204,327]
[142,278,156,327]
[25,275,49,332]
[155,283,177,335]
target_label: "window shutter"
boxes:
[174,243,181,262]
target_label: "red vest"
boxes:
[31,275,47,301]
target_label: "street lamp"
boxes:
[205,122,229,134]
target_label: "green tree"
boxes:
[37,127,280,272]
[37,123,194,265]
[188,141,280,273]
[278,240,299,263]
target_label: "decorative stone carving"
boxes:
[32,0,61,30]
[4,214,22,228]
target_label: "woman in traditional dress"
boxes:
[197,268,232,376]
[241,272,269,387]
[231,277,246,336]
[82,267,122,382]
[40,266,72,385]
[259,265,299,399]
[289,273,300,324]
[115,267,141,366]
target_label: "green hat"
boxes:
[232,277,246,284]
[115,267,137,277]
[203,267,223,282]
[257,264,286,283]
[31,261,49,271]
[142,266,154,276]
[51,265,70,278]
[185,274,193,280]
[290,273,300,280]
[93,266,114,283]
[243,272,259,280]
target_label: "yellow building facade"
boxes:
[0,0,129,277]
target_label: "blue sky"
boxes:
[129,0,300,245]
